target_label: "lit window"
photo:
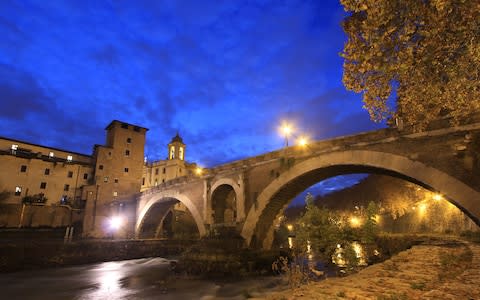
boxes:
[45,168,50,175]
[67,171,73,178]
[40,182,47,189]
[127,138,132,143]
[125,150,130,156]
[155,180,158,186]
[20,165,27,172]
[11,144,18,154]
[124,167,129,173]
[15,186,22,196]
[104,176,108,183]
[66,155,73,162]
[64,184,70,191]
[179,147,184,160]
[83,173,88,180]
[170,146,175,159]
[113,191,118,197]
[49,152,54,158]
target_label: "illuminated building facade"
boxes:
[0,120,196,238]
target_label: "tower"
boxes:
[168,133,186,161]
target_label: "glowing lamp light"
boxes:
[287,224,293,231]
[195,167,203,175]
[433,193,443,201]
[280,123,292,136]
[109,216,123,231]
[349,216,361,228]
[298,136,308,147]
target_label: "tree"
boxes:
[341,0,480,128]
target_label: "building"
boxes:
[0,120,196,238]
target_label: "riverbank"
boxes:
[261,236,480,299]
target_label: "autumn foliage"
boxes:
[341,0,480,128]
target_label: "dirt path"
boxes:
[260,238,480,299]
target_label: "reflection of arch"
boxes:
[241,150,480,249]
[211,184,237,224]
[210,178,245,222]
[136,192,206,238]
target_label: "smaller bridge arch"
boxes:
[241,150,480,249]
[136,191,207,238]
[210,177,245,224]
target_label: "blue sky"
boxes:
[0,0,383,202]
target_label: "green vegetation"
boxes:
[438,245,473,280]
[293,193,380,267]
[341,0,480,128]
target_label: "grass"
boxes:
[438,245,473,280]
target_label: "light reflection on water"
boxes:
[0,257,285,300]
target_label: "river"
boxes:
[0,257,287,300]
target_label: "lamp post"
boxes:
[280,123,292,147]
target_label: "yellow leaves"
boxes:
[340,0,480,129]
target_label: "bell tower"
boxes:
[168,133,185,161]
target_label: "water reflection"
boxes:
[0,257,285,300]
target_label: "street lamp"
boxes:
[297,136,308,147]
[280,122,292,147]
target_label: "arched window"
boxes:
[179,147,184,160]
[170,146,175,159]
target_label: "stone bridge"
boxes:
[136,118,480,249]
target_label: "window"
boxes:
[66,155,73,162]
[99,165,104,170]
[40,182,47,189]
[67,171,73,178]
[162,179,165,183]
[11,144,18,154]
[114,178,118,183]
[121,123,128,129]
[104,176,108,183]
[15,186,22,196]
[64,184,70,191]
[179,147,184,160]
[163,168,166,174]
[133,126,140,132]
[124,167,129,173]
[125,150,130,156]
[155,168,159,175]
[83,173,88,180]
[45,168,50,175]
[113,191,118,197]
[169,146,175,159]
[20,165,27,172]
[49,152,55,158]
[155,180,158,186]
[142,177,145,185]
[127,137,132,143]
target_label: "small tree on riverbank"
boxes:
[294,194,380,268]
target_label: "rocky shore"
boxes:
[261,237,480,299]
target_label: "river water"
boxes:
[0,257,287,300]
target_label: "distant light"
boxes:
[67,155,73,162]
[109,216,123,231]
[433,193,443,201]
[419,203,427,215]
[287,224,293,231]
[49,152,54,158]
[349,216,362,228]
[195,167,203,175]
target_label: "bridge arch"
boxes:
[136,191,206,238]
[241,150,480,249]
[210,178,245,224]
